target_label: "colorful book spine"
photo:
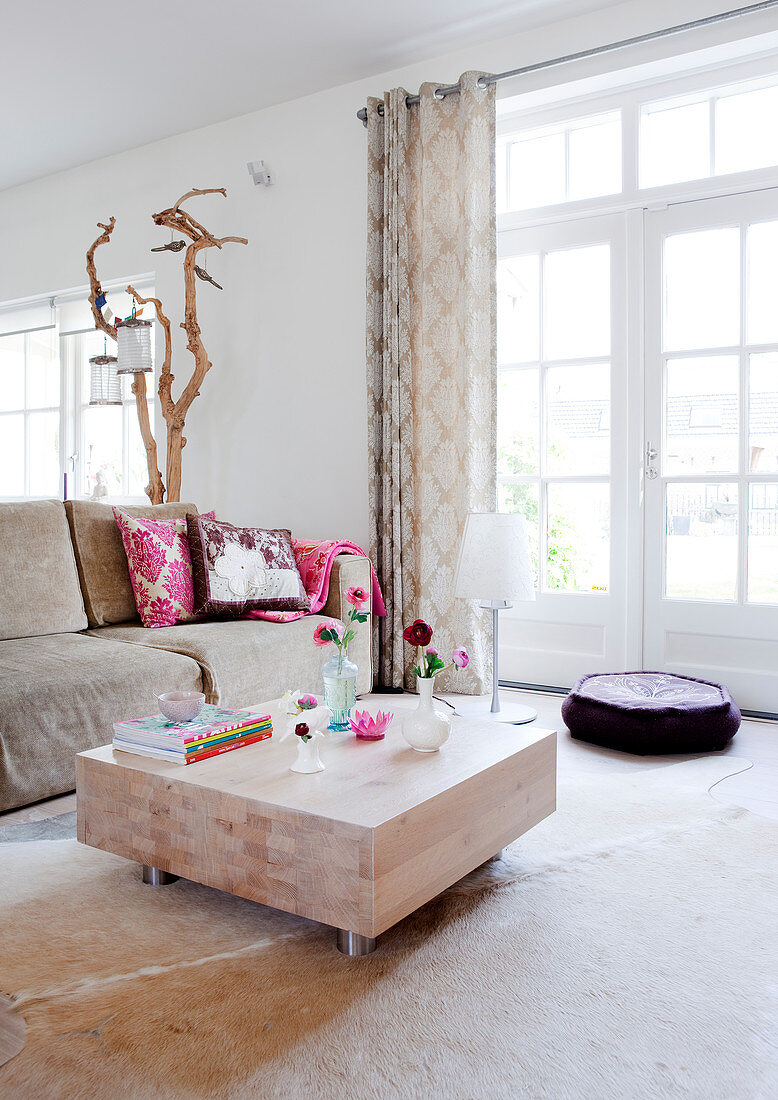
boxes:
[181,720,272,755]
[185,728,272,764]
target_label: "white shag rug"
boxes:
[0,756,775,1099]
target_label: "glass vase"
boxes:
[322,650,358,732]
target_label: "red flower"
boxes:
[403,619,433,647]
[295,722,310,738]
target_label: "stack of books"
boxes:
[112,705,273,764]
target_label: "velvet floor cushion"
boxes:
[561,671,741,755]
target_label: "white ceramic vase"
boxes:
[290,735,325,773]
[402,676,452,752]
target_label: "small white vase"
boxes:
[290,736,325,773]
[402,676,452,752]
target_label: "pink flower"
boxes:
[313,618,343,647]
[348,709,393,740]
[345,585,370,610]
[297,693,318,710]
[313,622,331,647]
[452,647,470,669]
[426,648,438,657]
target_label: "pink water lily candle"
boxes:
[349,709,393,740]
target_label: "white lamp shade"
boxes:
[453,512,535,603]
[116,318,153,375]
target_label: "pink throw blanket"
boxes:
[245,539,386,623]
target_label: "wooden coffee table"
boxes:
[77,704,556,954]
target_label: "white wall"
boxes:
[0,0,770,547]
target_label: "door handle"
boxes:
[646,442,658,480]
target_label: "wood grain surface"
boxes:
[78,708,556,937]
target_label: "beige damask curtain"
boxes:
[366,71,497,693]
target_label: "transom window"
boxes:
[499,68,778,214]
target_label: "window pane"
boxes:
[27,329,59,409]
[663,229,740,352]
[544,245,610,360]
[749,353,778,473]
[127,404,154,497]
[497,254,539,364]
[748,484,778,603]
[546,482,609,593]
[498,368,538,477]
[665,483,738,601]
[82,405,123,498]
[0,334,25,412]
[664,356,739,475]
[498,480,539,586]
[568,113,621,201]
[546,363,610,475]
[716,84,778,176]
[28,410,60,496]
[746,220,778,345]
[509,131,565,210]
[640,100,709,188]
[0,414,24,495]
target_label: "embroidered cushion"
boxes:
[186,515,310,617]
[114,508,214,629]
[561,671,741,755]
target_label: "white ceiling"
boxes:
[2,0,622,192]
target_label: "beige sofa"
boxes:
[0,499,373,812]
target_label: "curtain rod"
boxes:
[356,0,778,124]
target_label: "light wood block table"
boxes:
[77,708,556,954]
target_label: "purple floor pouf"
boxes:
[561,671,741,755]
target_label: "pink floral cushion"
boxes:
[113,508,214,629]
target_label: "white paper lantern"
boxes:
[88,354,122,405]
[116,317,153,375]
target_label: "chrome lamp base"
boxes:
[455,697,538,725]
[457,600,537,726]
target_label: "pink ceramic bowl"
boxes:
[155,691,205,723]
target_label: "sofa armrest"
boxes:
[320,554,373,694]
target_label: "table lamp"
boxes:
[452,512,537,724]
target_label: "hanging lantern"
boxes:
[88,353,122,405]
[116,317,153,375]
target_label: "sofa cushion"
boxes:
[86,615,362,708]
[186,515,310,616]
[65,499,199,627]
[0,633,202,812]
[0,499,87,641]
[114,508,215,628]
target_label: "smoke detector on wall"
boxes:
[247,160,274,186]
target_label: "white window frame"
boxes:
[63,330,155,504]
[498,51,778,232]
[0,276,156,505]
[496,46,778,702]
[0,327,62,500]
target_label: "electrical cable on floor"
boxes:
[706,759,755,798]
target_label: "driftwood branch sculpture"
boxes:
[86,218,118,341]
[86,219,165,502]
[85,189,247,504]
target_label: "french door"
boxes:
[498,193,778,715]
[497,214,633,688]
[644,190,778,715]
